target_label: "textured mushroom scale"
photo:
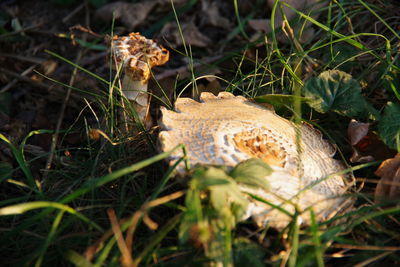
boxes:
[159,92,353,229]
[112,32,169,83]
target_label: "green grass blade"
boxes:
[60,144,185,204]
[356,0,400,40]
[64,250,95,267]
[233,0,249,39]
[45,50,110,85]
[247,193,294,218]
[34,70,106,99]
[288,213,299,267]
[133,214,182,266]
[0,201,103,231]
[0,132,38,193]
[310,209,324,267]
[35,210,65,267]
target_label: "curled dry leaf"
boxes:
[347,119,396,163]
[375,154,400,203]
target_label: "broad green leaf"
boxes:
[192,167,231,189]
[303,70,378,118]
[230,158,271,190]
[377,102,400,150]
[193,166,248,215]
[209,182,248,214]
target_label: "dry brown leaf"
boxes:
[95,1,157,30]
[30,60,58,82]
[248,19,270,33]
[200,0,231,29]
[375,154,400,203]
[347,119,396,163]
[348,119,370,146]
[160,20,212,48]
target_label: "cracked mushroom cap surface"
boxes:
[158,92,354,229]
[112,32,169,83]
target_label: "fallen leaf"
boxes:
[160,19,212,48]
[200,0,231,29]
[248,19,270,33]
[30,60,58,82]
[95,1,157,30]
[347,119,396,163]
[375,154,400,203]
[348,119,370,146]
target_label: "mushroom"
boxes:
[159,92,354,229]
[111,32,169,125]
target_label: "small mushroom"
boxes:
[111,33,169,124]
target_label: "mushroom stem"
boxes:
[121,75,148,106]
[121,75,151,129]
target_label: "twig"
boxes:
[42,2,89,181]
[62,3,85,23]
[0,65,37,93]
[0,23,43,38]
[0,67,52,90]
[0,53,45,64]
[0,66,84,102]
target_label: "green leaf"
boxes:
[303,70,378,118]
[230,158,271,190]
[192,167,231,189]
[377,102,400,150]
[194,166,248,214]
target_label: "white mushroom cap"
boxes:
[158,92,354,229]
[112,32,169,84]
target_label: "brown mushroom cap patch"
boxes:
[112,32,169,84]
